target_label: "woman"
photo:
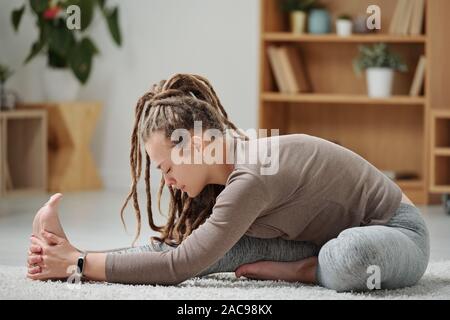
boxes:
[27,73,429,292]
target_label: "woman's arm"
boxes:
[105,171,271,285]
[83,252,107,281]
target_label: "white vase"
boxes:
[42,67,80,102]
[336,19,353,36]
[366,68,394,98]
[290,11,307,34]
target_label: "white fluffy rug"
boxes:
[1,261,450,300]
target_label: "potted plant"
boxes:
[11,0,122,101]
[0,64,15,111]
[353,43,408,98]
[280,0,316,34]
[336,14,353,36]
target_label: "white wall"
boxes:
[0,0,260,191]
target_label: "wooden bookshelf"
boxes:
[263,33,427,43]
[261,93,426,105]
[259,0,450,204]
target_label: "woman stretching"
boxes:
[27,73,429,292]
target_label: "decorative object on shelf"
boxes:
[0,63,18,111]
[353,15,370,34]
[280,0,316,34]
[11,0,122,101]
[353,43,408,98]
[308,5,331,34]
[335,14,353,37]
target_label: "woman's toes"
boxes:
[235,263,259,278]
[45,193,63,208]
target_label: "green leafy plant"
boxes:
[279,0,316,12]
[0,64,14,85]
[0,63,14,109]
[353,43,408,75]
[337,13,352,20]
[11,0,122,84]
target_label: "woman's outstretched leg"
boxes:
[105,235,320,278]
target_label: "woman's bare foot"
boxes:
[234,256,318,284]
[32,193,67,241]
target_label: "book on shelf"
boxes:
[389,0,425,35]
[267,46,290,93]
[410,0,426,35]
[410,55,426,96]
[281,46,312,93]
[267,45,312,94]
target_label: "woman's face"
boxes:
[145,131,208,198]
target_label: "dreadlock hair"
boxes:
[121,73,248,247]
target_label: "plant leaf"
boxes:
[97,0,106,9]
[48,22,76,57]
[69,38,97,84]
[80,0,95,30]
[82,37,100,56]
[29,0,47,14]
[104,7,122,46]
[11,5,25,32]
[24,40,45,64]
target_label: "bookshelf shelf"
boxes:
[263,33,427,44]
[261,93,426,105]
[396,179,424,190]
[435,148,450,156]
[259,0,450,205]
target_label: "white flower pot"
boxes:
[42,67,80,102]
[336,19,353,36]
[366,68,394,98]
[290,11,307,34]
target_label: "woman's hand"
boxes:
[27,230,80,281]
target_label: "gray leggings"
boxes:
[103,203,430,292]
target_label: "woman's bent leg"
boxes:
[316,203,430,292]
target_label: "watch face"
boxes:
[77,257,84,273]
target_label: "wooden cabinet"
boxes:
[0,110,47,196]
[259,0,450,204]
[18,102,103,192]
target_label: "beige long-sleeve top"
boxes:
[105,134,402,285]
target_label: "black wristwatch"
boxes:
[77,251,87,278]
